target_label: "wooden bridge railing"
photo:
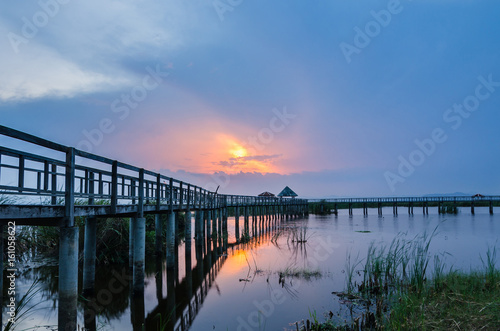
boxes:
[309,196,500,204]
[0,125,306,215]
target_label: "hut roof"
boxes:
[258,191,275,197]
[277,186,298,197]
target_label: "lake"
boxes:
[3,207,500,330]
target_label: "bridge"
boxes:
[309,196,500,215]
[0,125,307,330]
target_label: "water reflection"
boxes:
[3,210,500,330]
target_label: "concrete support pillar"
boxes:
[235,206,240,242]
[58,226,79,331]
[490,200,494,214]
[185,210,192,242]
[471,201,475,215]
[133,217,146,294]
[166,211,176,269]
[155,214,163,253]
[83,217,97,293]
[0,225,3,328]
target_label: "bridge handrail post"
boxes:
[63,147,75,227]
[51,164,58,205]
[156,174,161,211]
[111,161,118,214]
[169,178,174,212]
[88,171,95,205]
[179,182,184,209]
[138,169,144,218]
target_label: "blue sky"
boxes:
[1,0,499,198]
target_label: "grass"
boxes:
[299,230,500,330]
[3,279,45,331]
[15,214,168,264]
[288,226,311,244]
[439,203,459,214]
[388,269,500,330]
[278,266,322,281]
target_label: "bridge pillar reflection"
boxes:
[195,210,204,241]
[166,211,176,269]
[132,217,146,294]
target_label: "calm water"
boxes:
[3,207,500,330]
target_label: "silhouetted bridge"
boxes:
[310,196,499,215]
[0,125,307,330]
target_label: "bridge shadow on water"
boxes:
[82,216,285,331]
[1,213,291,330]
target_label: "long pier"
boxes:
[0,125,307,330]
[310,196,500,216]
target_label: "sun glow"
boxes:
[230,145,248,158]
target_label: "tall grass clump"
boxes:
[307,227,500,330]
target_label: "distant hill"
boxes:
[423,192,474,197]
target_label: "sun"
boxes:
[230,145,248,158]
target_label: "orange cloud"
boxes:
[119,118,285,174]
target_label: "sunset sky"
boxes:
[1,1,499,197]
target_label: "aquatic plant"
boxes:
[305,228,500,330]
[3,279,45,331]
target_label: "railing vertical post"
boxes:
[89,172,95,205]
[63,148,75,227]
[43,160,49,191]
[111,161,118,214]
[179,182,184,209]
[169,178,174,211]
[131,180,136,204]
[138,169,144,218]
[51,164,57,205]
[18,155,25,192]
[156,174,161,211]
